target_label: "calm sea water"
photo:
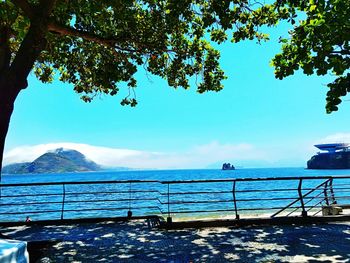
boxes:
[1,167,350,222]
[3,167,350,184]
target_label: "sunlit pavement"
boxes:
[1,220,350,262]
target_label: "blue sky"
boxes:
[4,23,350,169]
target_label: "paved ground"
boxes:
[1,220,350,262]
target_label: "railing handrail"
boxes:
[161,175,350,184]
[2,175,350,187]
[0,179,159,187]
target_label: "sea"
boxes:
[1,167,350,222]
[3,167,350,184]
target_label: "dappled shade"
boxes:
[2,220,350,262]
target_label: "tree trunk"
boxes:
[0,25,14,177]
[0,1,57,177]
[0,20,50,177]
[0,95,15,174]
[0,77,21,176]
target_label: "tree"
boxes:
[272,0,350,113]
[0,0,281,173]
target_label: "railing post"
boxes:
[127,182,132,218]
[329,178,337,204]
[324,180,330,206]
[167,183,172,224]
[61,184,66,220]
[232,180,240,220]
[298,178,307,217]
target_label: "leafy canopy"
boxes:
[272,0,350,113]
[2,0,348,112]
[0,0,280,106]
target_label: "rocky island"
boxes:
[222,163,235,170]
[2,148,101,174]
[307,143,350,169]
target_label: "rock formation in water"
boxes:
[222,163,235,170]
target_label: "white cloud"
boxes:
[4,142,146,167]
[10,136,343,169]
[3,141,271,169]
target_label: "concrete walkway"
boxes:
[1,220,350,262]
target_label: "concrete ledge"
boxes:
[2,214,350,230]
[160,215,350,229]
[0,215,162,227]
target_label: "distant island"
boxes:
[307,143,350,169]
[222,163,235,170]
[2,148,101,174]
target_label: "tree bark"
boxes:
[0,0,57,176]
[0,16,51,176]
[0,25,13,177]
[0,77,21,175]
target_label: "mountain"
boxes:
[2,148,101,174]
[1,162,31,174]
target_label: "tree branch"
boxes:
[47,21,175,55]
[47,21,144,53]
[48,21,115,45]
[11,0,34,19]
[330,50,350,56]
[8,0,58,90]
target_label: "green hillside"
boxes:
[2,148,101,174]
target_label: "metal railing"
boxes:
[160,176,350,222]
[0,175,350,223]
[0,180,161,222]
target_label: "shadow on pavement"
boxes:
[1,220,350,262]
